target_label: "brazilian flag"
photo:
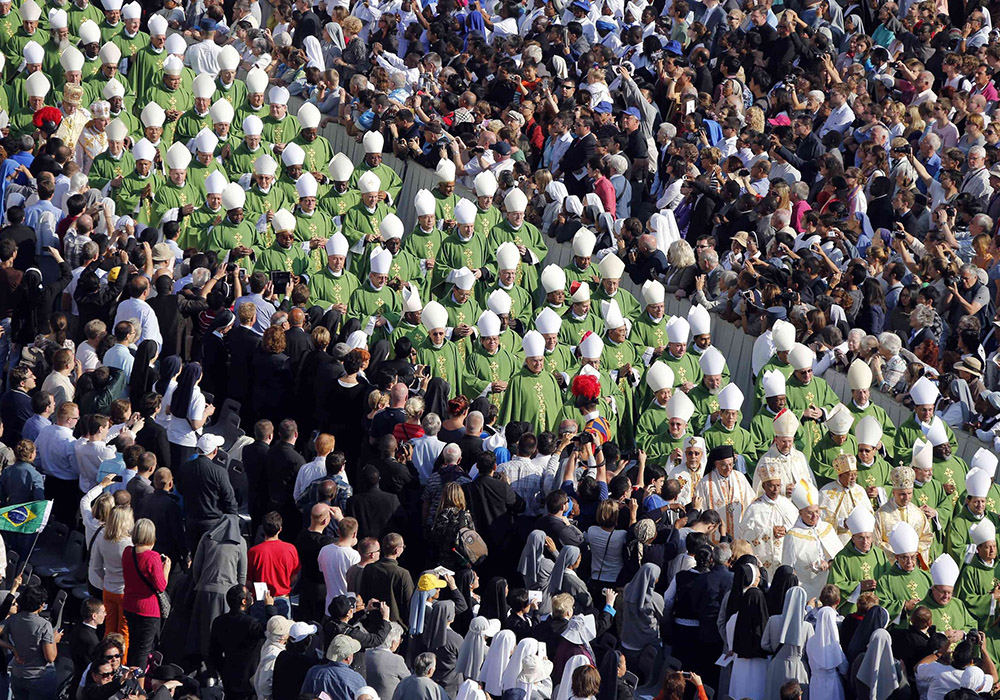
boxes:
[0,501,52,534]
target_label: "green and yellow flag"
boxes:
[0,501,53,534]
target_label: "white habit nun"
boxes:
[806,605,848,700]
[855,629,900,700]
[554,654,591,700]
[456,617,500,681]
[479,629,515,695]
[760,586,812,700]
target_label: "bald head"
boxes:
[639,234,657,253]
[289,308,305,328]
[310,503,332,525]
[390,382,408,407]
[466,410,484,434]
[76,214,94,235]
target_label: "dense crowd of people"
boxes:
[3,0,1000,697]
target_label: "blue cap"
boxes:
[766,306,788,321]
[493,141,511,156]
[596,18,617,31]
[595,101,613,114]
[201,17,219,31]
[570,0,592,10]
[623,107,641,120]
[664,40,683,55]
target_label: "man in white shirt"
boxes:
[293,433,337,502]
[74,415,116,492]
[113,276,163,350]
[819,85,856,137]
[184,16,223,76]
[318,516,361,612]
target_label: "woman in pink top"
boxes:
[121,518,170,671]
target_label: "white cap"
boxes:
[141,102,166,128]
[688,305,711,338]
[132,138,155,162]
[646,363,674,392]
[162,54,185,76]
[326,232,349,257]
[210,99,235,124]
[911,439,933,471]
[454,199,477,225]
[281,142,304,167]
[790,480,818,510]
[971,519,997,546]
[855,415,883,448]
[665,316,689,344]
[254,154,277,176]
[698,347,725,376]
[217,44,241,71]
[572,229,596,258]
[272,208,296,233]
[910,376,940,407]
[717,383,744,411]
[298,102,321,130]
[121,1,140,19]
[246,67,268,94]
[329,153,354,182]
[570,282,590,303]
[848,359,873,391]
[478,310,501,337]
[773,409,799,438]
[601,299,625,330]
[402,285,422,312]
[379,214,404,241]
[147,14,167,35]
[221,182,246,210]
[436,159,456,183]
[243,115,263,137]
[598,254,625,280]
[193,73,216,100]
[357,171,380,194]
[641,280,665,306]
[99,41,121,65]
[412,189,434,217]
[535,308,562,335]
[195,128,219,154]
[966,467,992,499]
[926,417,948,447]
[541,265,566,294]
[771,319,796,353]
[165,142,192,170]
[823,403,854,436]
[363,130,384,154]
[930,554,960,587]
[487,289,512,316]
[449,267,476,291]
[205,170,228,195]
[888,522,919,555]
[48,8,67,29]
[579,332,604,359]
[787,343,813,371]
[846,505,876,535]
[370,247,393,276]
[972,448,1000,476]
[474,171,498,197]
[296,173,319,199]
[78,20,101,45]
[667,391,695,422]
[19,0,40,21]
[421,300,448,331]
[504,188,527,213]
[762,369,786,398]
[102,77,125,99]
[196,433,225,454]
[523,330,545,357]
[496,242,519,271]
[268,85,290,105]
[105,118,127,142]
[165,33,186,55]
[23,40,43,65]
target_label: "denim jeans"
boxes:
[10,667,57,700]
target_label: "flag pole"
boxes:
[18,530,42,576]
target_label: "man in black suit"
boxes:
[558,116,598,197]
[346,465,405,542]
[0,205,36,271]
[772,114,826,184]
[177,434,238,551]
[536,489,586,549]
[464,453,524,577]
[242,419,273,530]
[0,366,35,446]
[687,546,735,686]
[142,467,187,567]
[284,308,315,369]
[67,597,105,689]
[228,302,263,424]
[209,584,278,699]
[357,532,415,626]
[265,419,306,541]
[290,0,321,47]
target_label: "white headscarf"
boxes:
[806,606,847,671]
[356,687,382,700]
[454,679,486,700]
[554,655,591,700]
[456,617,492,679]
[502,638,540,691]
[479,629,516,695]
[856,629,897,700]
[777,586,809,646]
[303,34,325,70]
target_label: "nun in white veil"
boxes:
[455,679,488,700]
[806,606,848,700]
[479,629,516,696]
[502,639,543,692]
[302,34,326,70]
[554,655,591,700]
[760,586,812,700]
[854,629,901,700]
[456,617,500,681]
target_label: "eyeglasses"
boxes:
[104,654,121,660]
[98,672,115,679]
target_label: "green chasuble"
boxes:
[129,45,167,101]
[308,266,359,310]
[690,346,731,383]
[631,313,670,352]
[945,508,1000,566]
[466,346,519,407]
[660,350,702,388]
[874,564,932,621]
[856,456,893,492]
[915,593,975,635]
[433,190,460,223]
[88,150,133,191]
[262,114,300,147]
[348,281,401,343]
[635,400,671,461]
[828,543,890,614]
[212,78,248,112]
[434,231,489,293]
[389,320,428,349]
[206,218,260,270]
[753,357,794,414]
[704,422,759,473]
[749,406,781,457]
[319,188,361,220]
[144,87,192,145]
[933,455,970,510]
[476,283,533,330]
[499,329,522,359]
[593,286,641,321]
[115,170,162,222]
[67,3,104,38]
[563,262,598,291]
[914,478,953,547]
[150,178,201,236]
[9,106,38,140]
[441,295,484,364]
[111,29,149,63]
[785,375,839,452]
[255,241,310,277]
[351,163,402,204]
[99,20,123,44]
[556,368,622,438]
[602,338,641,445]
[956,484,1000,519]
[173,108,213,146]
[108,108,141,141]
[558,310,603,347]
[341,202,393,274]
[41,38,65,80]
[183,204,223,251]
[416,337,467,396]
[499,366,564,434]
[291,134,334,175]
[225,143,272,181]
[366,249,422,290]
[83,71,135,113]
[293,209,333,276]
[542,345,574,376]
[848,400,897,461]
[894,415,958,466]
[955,556,1000,629]
[235,101,269,134]
[474,205,502,241]
[488,220,546,292]
[244,186,291,234]
[80,56,101,83]
[807,434,859,487]
[0,9,19,51]
[4,28,40,72]
[689,383,726,436]
[402,225,444,298]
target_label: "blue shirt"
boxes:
[300,662,365,699]
[21,415,50,443]
[103,345,134,385]
[233,292,275,335]
[34,424,78,481]
[24,200,62,254]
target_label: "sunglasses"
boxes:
[104,654,121,660]
[98,671,115,678]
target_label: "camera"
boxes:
[226,262,237,273]
[967,630,983,645]
[270,270,292,289]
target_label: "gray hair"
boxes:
[415,652,437,677]
[718,270,738,291]
[970,145,987,160]
[442,443,462,464]
[921,132,941,151]
[790,182,809,199]
[961,263,979,277]
[700,248,719,267]
[466,411,484,433]
[714,542,732,566]
[70,172,89,193]
[771,209,791,229]
[878,332,902,354]
[667,239,696,267]
[911,304,935,327]
[381,622,404,649]
[847,328,866,342]
[422,412,442,436]
[191,268,211,287]
[82,241,99,262]
[972,214,994,231]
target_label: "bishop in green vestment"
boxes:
[206,188,260,270]
[945,484,999,566]
[128,36,167,101]
[415,303,469,397]
[499,332,564,434]
[955,538,1000,629]
[341,189,394,277]
[875,559,932,621]
[601,328,641,447]
[433,222,490,294]
[894,408,958,467]
[349,255,402,345]
[914,587,975,635]
[402,208,444,299]
[351,146,403,204]
[262,106,300,148]
[308,233,359,312]
[255,216,311,278]
[488,215,546,293]
[828,532,890,614]
[466,314,519,408]
[559,301,603,347]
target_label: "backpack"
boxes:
[455,527,489,566]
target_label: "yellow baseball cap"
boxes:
[417,574,447,592]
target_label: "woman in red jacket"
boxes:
[121,518,170,671]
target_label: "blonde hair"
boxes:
[92,492,114,523]
[667,239,696,267]
[368,390,387,411]
[104,505,135,543]
[552,593,574,618]
[341,16,362,34]
[131,518,156,547]
[745,106,764,133]
[439,482,467,511]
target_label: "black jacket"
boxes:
[178,455,238,527]
[464,474,524,549]
[209,605,277,695]
[226,326,261,402]
[777,132,825,183]
[135,418,170,472]
[284,327,314,369]
[241,439,271,526]
[346,487,404,542]
[141,489,187,563]
[265,441,306,512]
